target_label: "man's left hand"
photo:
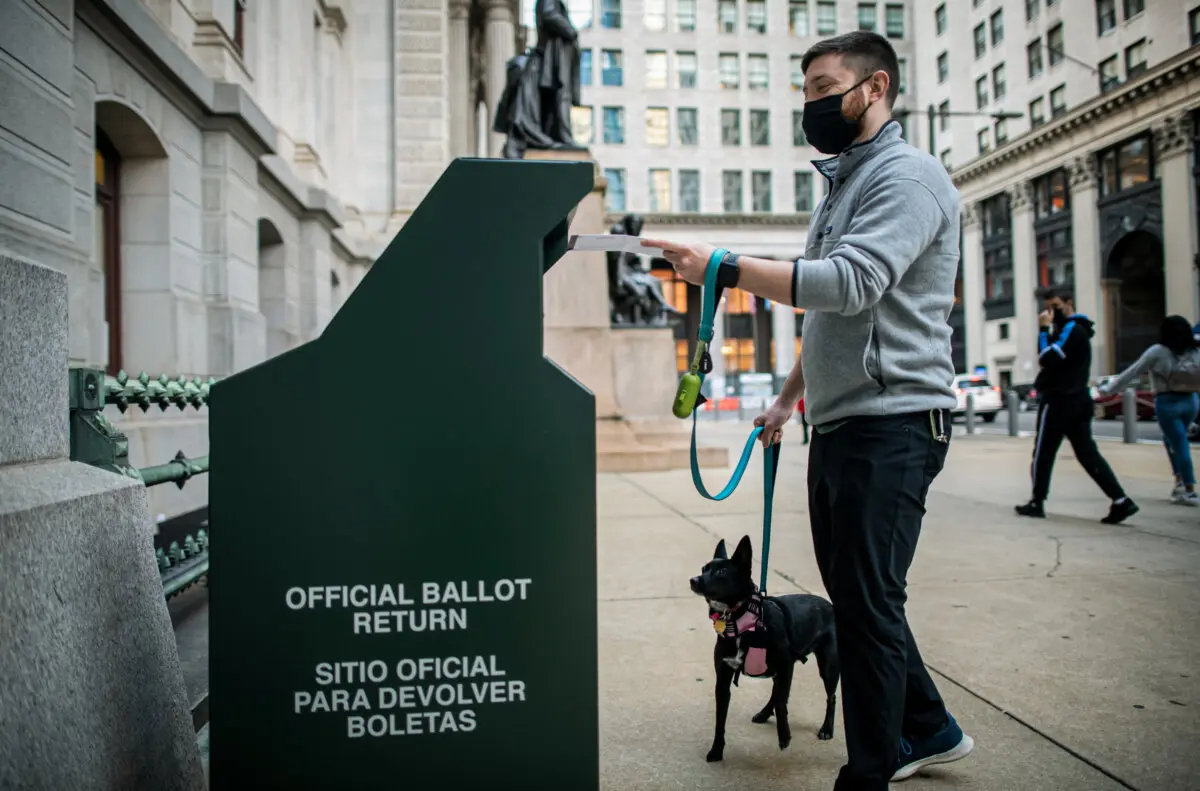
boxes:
[642,239,716,286]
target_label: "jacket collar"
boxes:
[812,119,903,182]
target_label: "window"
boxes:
[816,1,836,34]
[721,109,741,145]
[935,3,946,35]
[994,117,1008,145]
[792,109,811,144]
[1033,168,1070,219]
[569,0,594,27]
[719,0,737,32]
[747,0,767,32]
[94,132,122,375]
[677,107,698,144]
[1097,133,1155,198]
[675,0,696,30]
[981,193,1013,312]
[858,3,877,31]
[1025,0,1038,22]
[1049,84,1066,118]
[748,54,769,89]
[974,23,986,58]
[794,171,814,211]
[604,168,626,211]
[750,109,770,145]
[649,169,672,211]
[975,76,989,110]
[897,58,907,94]
[601,0,621,27]
[789,0,809,34]
[1192,7,1200,47]
[723,170,743,212]
[1125,38,1147,79]
[1029,96,1046,127]
[602,106,625,143]
[937,51,949,83]
[938,99,950,131]
[680,170,701,211]
[1099,55,1120,92]
[752,171,772,212]
[990,9,1003,46]
[676,51,697,87]
[580,49,593,84]
[885,3,904,37]
[992,63,1006,101]
[977,128,990,154]
[1047,24,1063,66]
[646,107,669,146]
[1123,0,1143,16]
[1096,0,1116,34]
[601,50,623,85]
[792,110,807,145]
[233,0,246,55]
[790,56,805,91]
[571,106,595,144]
[1027,39,1043,78]
[719,53,740,88]
[645,0,667,29]
[1036,227,1074,289]
[645,50,668,89]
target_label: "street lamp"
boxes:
[923,105,1024,159]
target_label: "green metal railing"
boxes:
[68,368,216,599]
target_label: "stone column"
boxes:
[1008,180,1038,384]
[1155,114,1199,322]
[449,0,472,158]
[483,0,516,157]
[961,202,987,372]
[771,303,798,376]
[1066,154,1106,378]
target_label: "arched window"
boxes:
[95,130,122,374]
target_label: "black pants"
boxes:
[808,410,951,791]
[1031,395,1125,502]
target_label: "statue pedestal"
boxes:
[526,148,728,472]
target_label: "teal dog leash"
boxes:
[672,249,781,593]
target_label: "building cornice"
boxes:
[606,212,812,227]
[258,156,346,232]
[952,46,1200,188]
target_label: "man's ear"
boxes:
[713,539,728,560]
[732,535,753,570]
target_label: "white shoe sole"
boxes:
[891,734,975,782]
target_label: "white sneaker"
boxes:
[1171,483,1185,499]
[1171,490,1200,506]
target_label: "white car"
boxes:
[952,375,1002,422]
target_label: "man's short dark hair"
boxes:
[1037,284,1075,303]
[800,31,901,107]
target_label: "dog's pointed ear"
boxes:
[732,535,753,570]
[713,539,728,560]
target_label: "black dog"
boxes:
[689,535,839,762]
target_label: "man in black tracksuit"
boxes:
[1016,286,1139,524]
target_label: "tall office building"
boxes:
[533,0,924,392]
[917,0,1200,386]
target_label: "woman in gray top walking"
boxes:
[1100,315,1200,505]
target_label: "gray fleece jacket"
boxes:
[795,120,960,427]
[1102,344,1200,395]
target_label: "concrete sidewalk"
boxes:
[598,425,1199,791]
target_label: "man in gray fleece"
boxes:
[646,31,971,791]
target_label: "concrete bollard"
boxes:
[1006,390,1020,437]
[965,393,976,434]
[737,397,745,421]
[1122,387,1138,444]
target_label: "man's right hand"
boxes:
[753,400,794,447]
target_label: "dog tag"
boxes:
[712,619,726,633]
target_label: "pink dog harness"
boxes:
[710,594,770,679]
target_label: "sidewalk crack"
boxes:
[1047,536,1064,578]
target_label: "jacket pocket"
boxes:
[863,321,885,391]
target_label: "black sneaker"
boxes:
[1101,498,1139,524]
[1014,500,1045,518]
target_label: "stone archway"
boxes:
[94,98,171,375]
[257,218,296,357]
[1105,229,1165,372]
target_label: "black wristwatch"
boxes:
[717,252,741,288]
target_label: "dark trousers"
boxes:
[808,410,951,791]
[1031,395,1125,502]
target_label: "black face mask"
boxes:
[1052,307,1067,327]
[802,75,874,156]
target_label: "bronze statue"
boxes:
[606,214,683,327]
[493,0,584,159]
